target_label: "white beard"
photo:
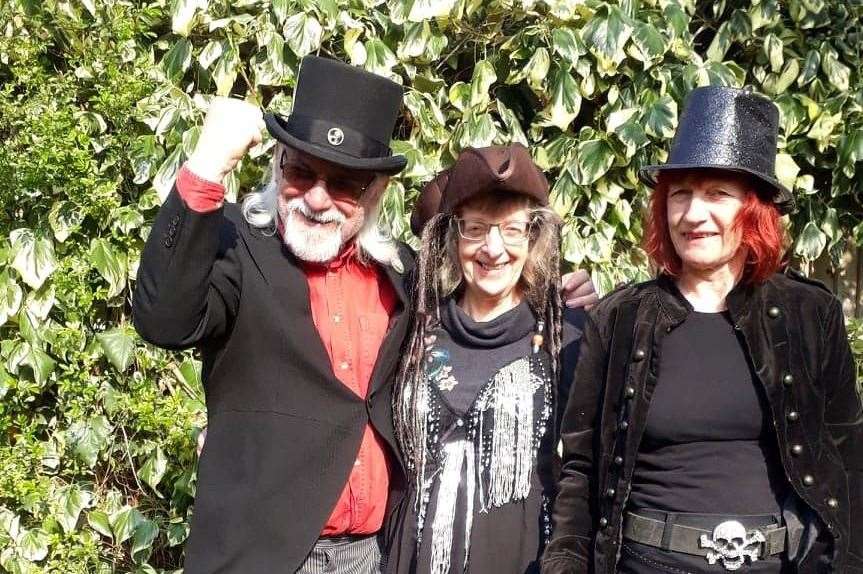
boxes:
[278,197,346,263]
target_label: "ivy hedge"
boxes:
[0,0,860,571]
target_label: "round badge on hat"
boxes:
[264,56,407,174]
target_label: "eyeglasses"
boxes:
[279,152,374,204]
[454,217,534,245]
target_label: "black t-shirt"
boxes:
[628,310,788,515]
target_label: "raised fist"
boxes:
[186,97,266,183]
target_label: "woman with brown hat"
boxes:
[542,86,861,574]
[385,144,585,574]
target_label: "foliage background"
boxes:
[0,0,860,571]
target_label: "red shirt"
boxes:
[176,164,396,535]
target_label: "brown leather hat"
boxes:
[410,144,549,235]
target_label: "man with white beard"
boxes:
[133,56,597,574]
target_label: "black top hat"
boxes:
[264,56,407,174]
[639,86,795,214]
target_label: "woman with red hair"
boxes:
[542,86,861,574]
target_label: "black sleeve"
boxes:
[132,187,242,350]
[821,299,863,571]
[542,312,606,574]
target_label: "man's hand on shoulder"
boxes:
[186,97,266,184]
[561,269,599,309]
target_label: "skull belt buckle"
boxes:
[699,520,766,571]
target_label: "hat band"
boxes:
[286,114,391,159]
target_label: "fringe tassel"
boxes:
[478,358,537,509]
[430,440,469,574]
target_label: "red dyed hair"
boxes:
[642,171,787,285]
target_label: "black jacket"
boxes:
[133,189,414,574]
[542,272,862,574]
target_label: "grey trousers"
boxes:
[296,534,384,574]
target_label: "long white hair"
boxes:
[241,144,402,268]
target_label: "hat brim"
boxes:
[638,164,795,215]
[265,113,407,175]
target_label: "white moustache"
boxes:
[284,198,346,225]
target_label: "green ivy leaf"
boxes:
[398,21,430,59]
[139,447,168,495]
[283,12,322,57]
[775,153,800,191]
[551,27,585,65]
[212,48,239,97]
[110,506,144,545]
[55,485,93,534]
[110,206,145,234]
[161,39,192,83]
[48,201,85,242]
[166,520,190,547]
[18,528,49,562]
[171,0,207,36]
[643,95,678,139]
[0,271,23,327]
[545,66,581,131]
[153,145,184,201]
[573,139,615,185]
[798,49,820,87]
[9,229,57,290]
[6,341,55,386]
[408,0,457,21]
[795,221,827,261]
[96,326,137,372]
[87,511,113,539]
[67,416,113,468]
[629,21,667,66]
[763,33,784,73]
[469,60,497,110]
[89,239,127,298]
[581,5,633,69]
[364,39,397,76]
[131,518,159,564]
[821,44,850,92]
[198,40,225,70]
[706,21,732,62]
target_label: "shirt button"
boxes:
[803,474,815,486]
[768,306,781,318]
[787,411,799,422]
[339,361,350,370]
[783,373,794,386]
[456,418,464,427]
[619,421,629,431]
[333,314,342,324]
[605,488,616,498]
[633,349,646,362]
[624,386,635,399]
[599,517,609,528]
[827,498,839,509]
[613,456,624,466]
[791,444,803,456]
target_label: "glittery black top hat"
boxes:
[639,86,795,214]
[264,56,407,174]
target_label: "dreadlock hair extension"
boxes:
[393,213,457,503]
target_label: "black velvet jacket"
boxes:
[542,272,862,574]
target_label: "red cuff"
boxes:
[177,164,225,213]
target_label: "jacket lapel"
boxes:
[241,222,360,401]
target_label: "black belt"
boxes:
[623,511,786,571]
